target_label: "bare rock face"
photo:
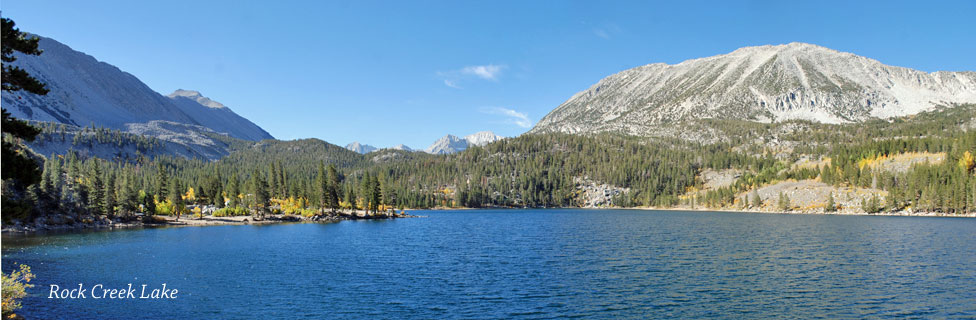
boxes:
[345,142,378,154]
[532,43,976,136]
[425,134,468,154]
[425,131,504,154]
[1,35,273,142]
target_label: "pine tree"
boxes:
[168,178,183,221]
[360,172,372,211]
[825,192,836,212]
[277,161,286,198]
[87,162,104,215]
[104,171,116,218]
[250,171,269,219]
[155,165,168,200]
[120,173,138,218]
[227,174,241,208]
[326,164,340,213]
[370,174,381,214]
[1,18,47,192]
[751,189,762,208]
[267,163,279,200]
[140,190,155,217]
[777,192,790,212]
[344,183,356,210]
[316,161,326,212]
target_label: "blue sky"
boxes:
[3,0,975,149]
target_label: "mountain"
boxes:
[387,144,414,152]
[531,42,976,135]
[28,120,242,161]
[345,142,377,154]
[167,89,273,141]
[425,135,468,154]
[424,131,504,154]
[464,131,504,146]
[0,35,273,142]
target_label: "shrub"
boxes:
[2,264,35,318]
[212,207,248,217]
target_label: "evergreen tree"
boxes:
[267,163,278,200]
[344,183,356,210]
[777,192,790,212]
[316,161,326,211]
[360,172,372,211]
[104,171,116,218]
[140,190,155,217]
[119,173,139,218]
[87,162,104,215]
[227,174,241,208]
[751,190,762,208]
[167,178,184,221]
[370,174,381,213]
[155,165,168,200]
[250,171,270,219]
[326,164,340,212]
[1,18,47,213]
[825,192,836,212]
[2,18,49,94]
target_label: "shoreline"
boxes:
[4,206,972,235]
[413,205,976,218]
[1,210,416,234]
[624,206,976,218]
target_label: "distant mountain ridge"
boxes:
[345,131,504,155]
[0,35,274,142]
[425,131,504,154]
[531,42,976,135]
[345,142,377,154]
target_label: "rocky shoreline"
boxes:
[631,206,976,218]
[1,210,418,234]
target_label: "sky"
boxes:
[2,0,975,149]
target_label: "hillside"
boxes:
[0,35,273,142]
[532,43,976,136]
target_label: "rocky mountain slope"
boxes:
[425,131,504,154]
[531,43,976,135]
[387,144,413,152]
[345,142,377,154]
[167,89,273,141]
[0,35,273,142]
[28,121,241,161]
[464,131,504,147]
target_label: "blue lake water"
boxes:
[3,209,975,319]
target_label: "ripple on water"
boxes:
[2,209,975,319]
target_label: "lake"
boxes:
[3,209,975,319]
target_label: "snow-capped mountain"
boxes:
[531,43,976,135]
[425,135,468,154]
[0,35,273,141]
[345,142,377,154]
[424,131,504,154]
[387,144,414,152]
[464,131,504,147]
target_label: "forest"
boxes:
[2,16,975,226]
[3,102,974,226]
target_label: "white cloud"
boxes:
[461,64,504,80]
[438,64,506,88]
[481,107,532,128]
[443,79,462,89]
[592,23,622,40]
[593,28,610,39]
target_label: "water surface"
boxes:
[3,209,975,319]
